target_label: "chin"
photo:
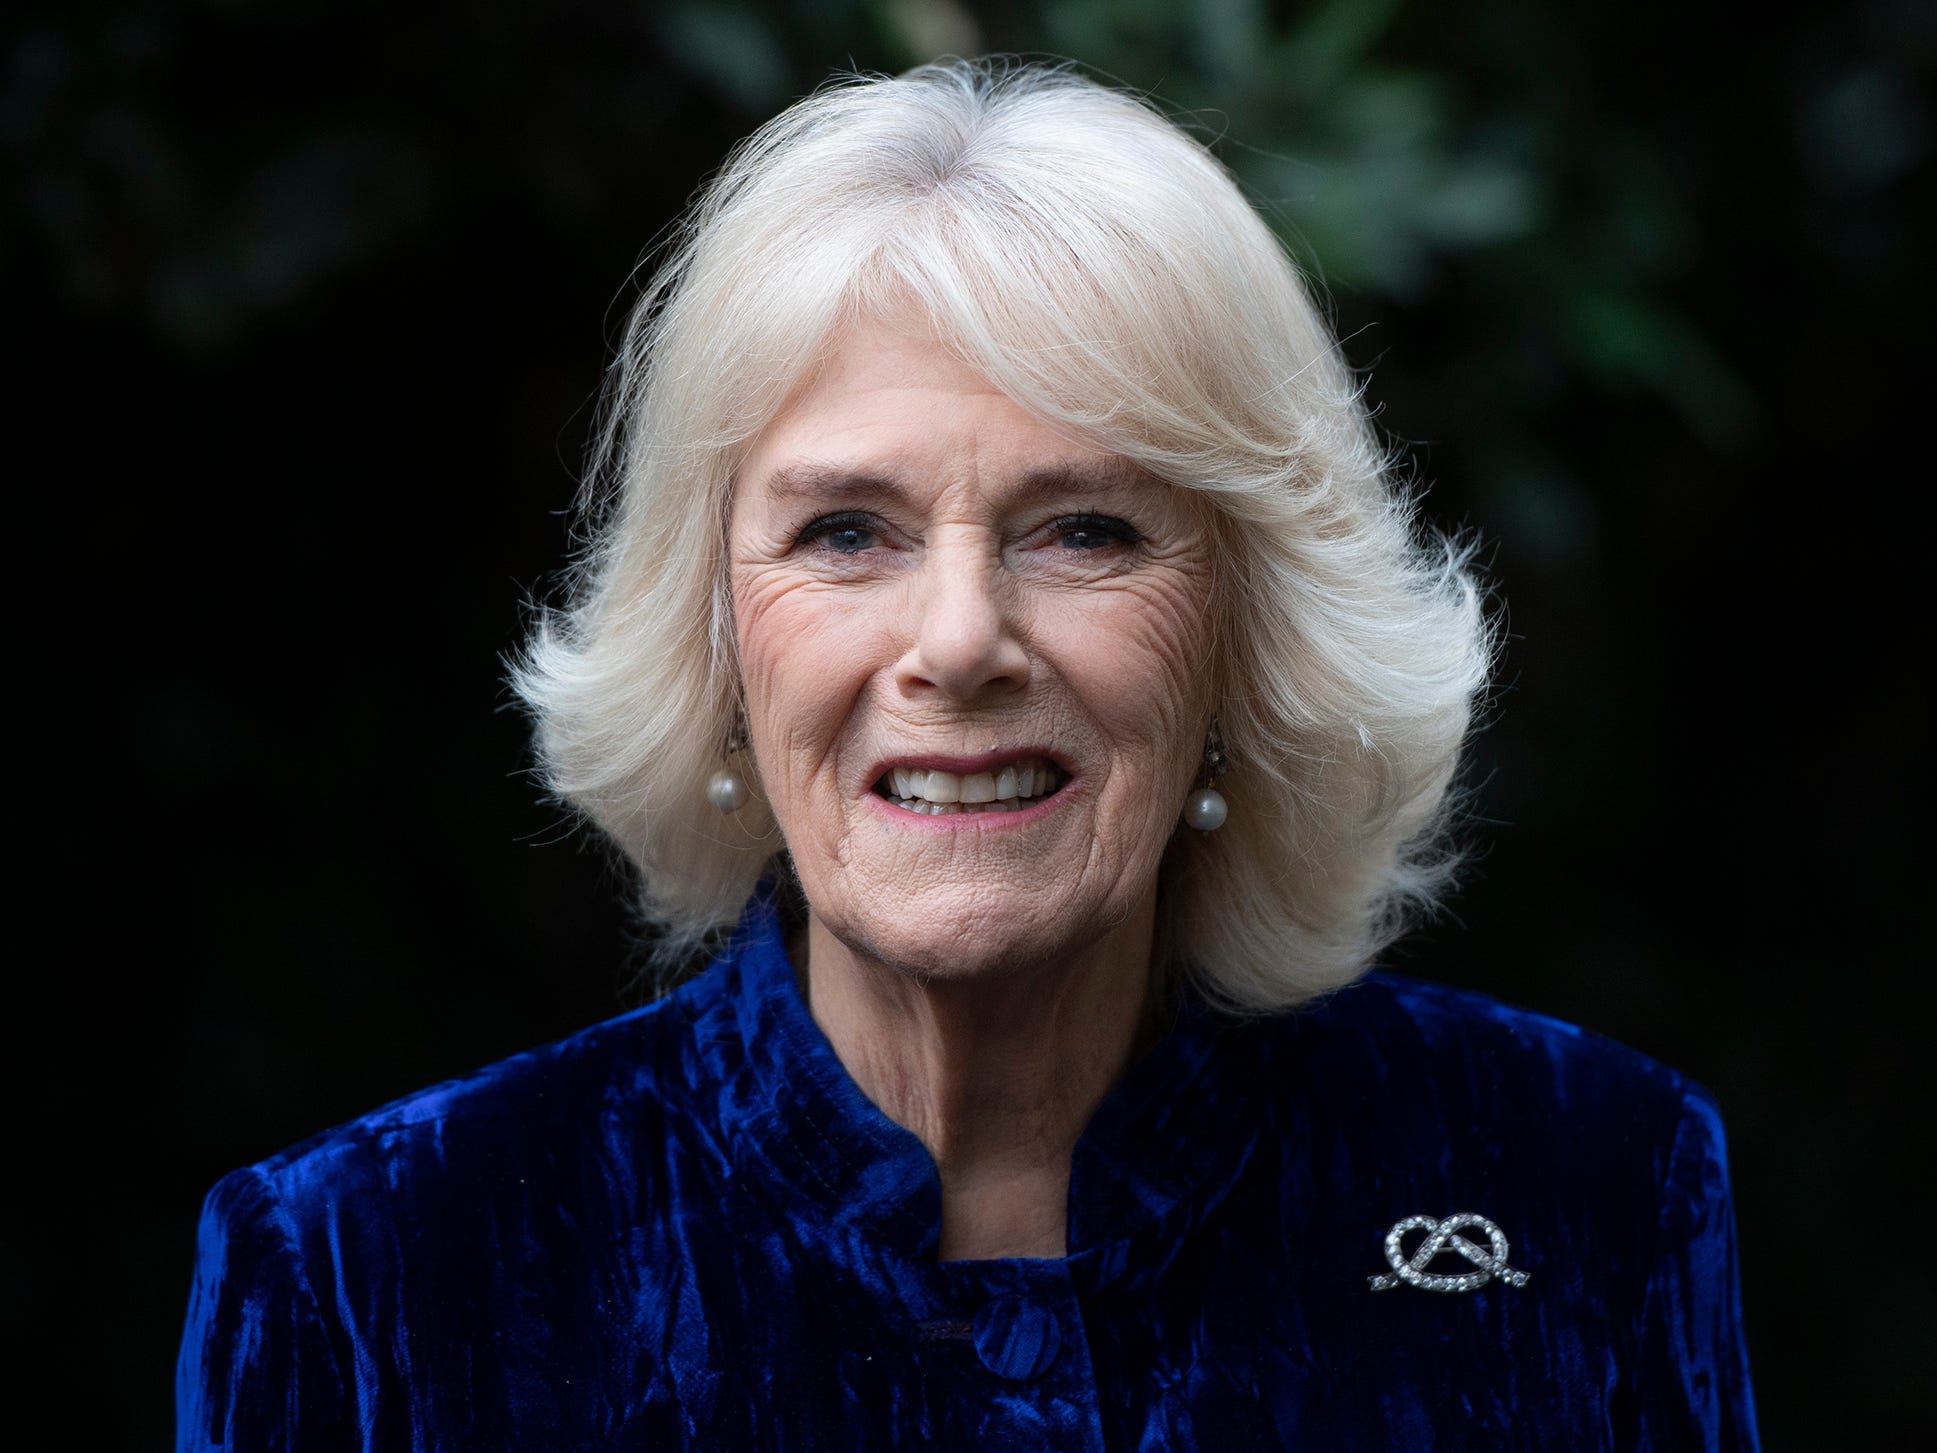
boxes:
[814,870,1140,986]
[821,914,1061,984]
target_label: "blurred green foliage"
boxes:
[13,0,1924,471]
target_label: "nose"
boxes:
[894,538,1031,702]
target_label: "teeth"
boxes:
[878,757,1061,811]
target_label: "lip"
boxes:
[863,747,1076,829]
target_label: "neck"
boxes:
[796,891,1163,1262]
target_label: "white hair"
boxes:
[513,58,1492,1015]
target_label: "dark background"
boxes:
[12,0,1930,1444]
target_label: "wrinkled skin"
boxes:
[728,319,1217,990]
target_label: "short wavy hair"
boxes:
[514,58,1491,1016]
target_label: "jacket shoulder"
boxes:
[180,975,742,1446]
[1299,969,1712,1120]
[1279,974,1757,1446]
[240,975,723,1227]
[1252,970,1728,1234]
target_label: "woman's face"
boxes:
[728,320,1216,982]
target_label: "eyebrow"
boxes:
[759,461,907,502]
[757,455,1154,503]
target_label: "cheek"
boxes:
[731,570,883,794]
[1052,576,1215,758]
[732,572,811,712]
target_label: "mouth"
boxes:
[871,755,1069,816]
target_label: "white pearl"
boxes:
[707,769,749,813]
[1184,787,1227,831]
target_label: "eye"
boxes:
[796,511,884,555]
[1051,512,1142,551]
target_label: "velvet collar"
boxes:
[695,881,1272,1270]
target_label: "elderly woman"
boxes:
[178,60,1758,1449]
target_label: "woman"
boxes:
[178,59,1758,1448]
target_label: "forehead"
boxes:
[735,319,1158,511]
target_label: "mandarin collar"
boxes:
[702,881,1271,1267]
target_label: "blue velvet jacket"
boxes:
[178,887,1759,1449]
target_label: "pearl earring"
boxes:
[708,715,751,814]
[1183,723,1229,832]
[707,768,748,813]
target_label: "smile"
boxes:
[873,756,1068,815]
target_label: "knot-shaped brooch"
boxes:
[1367,1213,1530,1294]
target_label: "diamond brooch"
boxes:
[1367,1212,1530,1294]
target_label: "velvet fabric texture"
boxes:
[178,884,1759,1449]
